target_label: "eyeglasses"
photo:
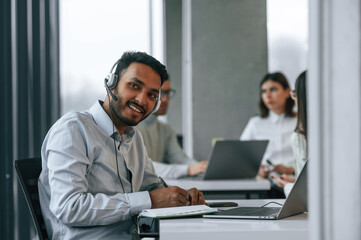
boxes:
[290,90,297,100]
[160,89,176,99]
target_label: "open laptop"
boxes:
[183,140,268,180]
[203,160,308,219]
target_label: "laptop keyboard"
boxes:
[220,207,281,216]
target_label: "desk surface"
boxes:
[165,177,271,191]
[159,199,308,240]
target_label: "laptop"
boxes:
[183,140,268,180]
[203,160,308,219]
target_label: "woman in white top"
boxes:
[240,72,296,178]
[273,71,308,196]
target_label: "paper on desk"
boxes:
[139,205,218,219]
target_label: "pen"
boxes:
[266,159,273,166]
[263,159,274,171]
[159,176,169,188]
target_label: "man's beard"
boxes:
[109,94,151,126]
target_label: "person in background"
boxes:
[137,77,208,179]
[273,71,308,196]
[240,72,296,180]
[38,51,206,240]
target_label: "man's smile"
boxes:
[128,102,145,114]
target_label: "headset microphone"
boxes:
[104,78,118,101]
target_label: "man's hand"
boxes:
[186,188,207,205]
[149,187,206,208]
[149,186,188,208]
[272,174,296,188]
[188,161,208,176]
[258,163,294,178]
[272,164,294,175]
[258,164,270,178]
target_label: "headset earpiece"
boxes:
[105,73,119,90]
[104,60,121,101]
[105,59,121,90]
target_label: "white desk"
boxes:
[166,178,271,199]
[159,199,308,240]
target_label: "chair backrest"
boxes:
[14,158,48,240]
[176,134,183,149]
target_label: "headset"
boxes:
[104,59,162,113]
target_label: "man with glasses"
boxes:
[137,78,208,179]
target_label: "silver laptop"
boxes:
[183,140,268,180]
[203,160,308,219]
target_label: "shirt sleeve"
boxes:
[240,118,255,140]
[152,161,189,179]
[45,121,152,227]
[139,147,165,192]
[164,125,197,165]
[291,132,308,177]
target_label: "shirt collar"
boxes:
[269,111,285,124]
[89,100,135,141]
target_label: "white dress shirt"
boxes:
[284,132,308,197]
[240,111,297,167]
[136,115,197,179]
[38,101,163,239]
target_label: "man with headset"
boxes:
[137,77,208,178]
[38,51,206,239]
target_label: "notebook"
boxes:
[203,160,308,220]
[138,205,218,219]
[183,140,268,180]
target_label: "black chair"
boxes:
[14,158,49,240]
[176,134,183,149]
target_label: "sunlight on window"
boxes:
[267,0,308,85]
[60,0,151,114]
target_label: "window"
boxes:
[267,0,308,85]
[60,0,158,114]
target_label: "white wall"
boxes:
[308,0,361,239]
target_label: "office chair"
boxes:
[176,134,183,149]
[14,157,49,240]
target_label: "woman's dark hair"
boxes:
[114,51,168,85]
[295,71,307,138]
[259,72,295,118]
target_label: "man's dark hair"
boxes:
[295,71,307,139]
[114,51,168,85]
[258,72,295,118]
